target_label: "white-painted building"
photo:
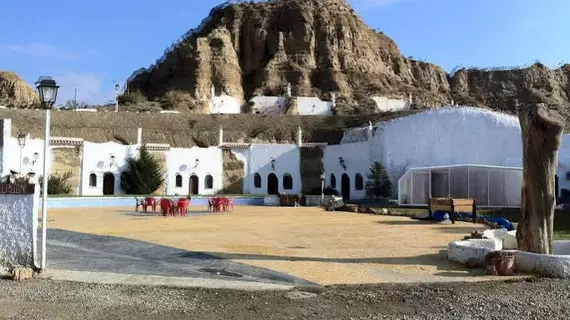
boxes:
[296,97,334,116]
[3,106,570,202]
[166,147,223,196]
[325,106,570,201]
[239,143,302,195]
[210,85,242,114]
[80,141,138,196]
[250,96,287,115]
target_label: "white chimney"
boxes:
[137,127,142,145]
[211,84,216,99]
[297,126,302,148]
[331,92,336,108]
[218,125,224,146]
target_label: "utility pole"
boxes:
[114,82,120,112]
[73,88,78,108]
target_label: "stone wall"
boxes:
[151,151,168,195]
[300,147,324,194]
[51,147,81,194]
[0,184,39,270]
[222,149,244,194]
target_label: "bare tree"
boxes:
[517,103,565,254]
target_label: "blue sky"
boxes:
[0,0,568,105]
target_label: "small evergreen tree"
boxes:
[365,162,392,200]
[120,145,164,195]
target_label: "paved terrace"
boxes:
[43,206,499,286]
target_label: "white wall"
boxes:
[246,144,301,195]
[210,94,241,114]
[323,142,369,200]
[250,96,286,115]
[296,97,333,116]
[557,135,570,195]
[0,185,39,270]
[166,147,223,196]
[371,96,410,112]
[2,136,50,178]
[80,141,137,196]
[371,107,523,186]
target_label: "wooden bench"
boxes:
[428,198,477,224]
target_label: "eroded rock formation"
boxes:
[127,0,570,115]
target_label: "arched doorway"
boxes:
[267,173,279,195]
[189,175,199,195]
[103,172,115,195]
[341,173,350,201]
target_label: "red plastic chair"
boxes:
[207,197,214,212]
[144,197,157,213]
[177,198,190,216]
[228,197,235,212]
[159,198,171,217]
[213,197,222,212]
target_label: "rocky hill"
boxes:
[0,72,39,108]
[127,0,569,115]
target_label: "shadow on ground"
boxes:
[46,229,312,286]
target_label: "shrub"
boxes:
[159,90,195,110]
[39,171,74,195]
[120,145,164,195]
[323,186,340,196]
[365,162,392,200]
[117,90,147,106]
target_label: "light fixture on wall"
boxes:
[270,158,276,171]
[195,158,200,168]
[33,152,40,166]
[339,157,347,171]
[109,154,116,168]
[17,133,27,173]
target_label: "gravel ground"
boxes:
[1,278,569,319]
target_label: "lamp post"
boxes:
[320,171,326,203]
[114,83,120,112]
[17,133,27,174]
[36,76,59,271]
[270,158,276,171]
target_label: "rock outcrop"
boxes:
[127,0,569,115]
[0,72,39,108]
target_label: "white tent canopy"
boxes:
[398,164,522,208]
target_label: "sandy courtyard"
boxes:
[47,206,491,285]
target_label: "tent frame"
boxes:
[397,164,522,208]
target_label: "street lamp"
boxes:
[36,76,59,272]
[320,171,326,203]
[17,133,27,174]
[36,77,59,109]
[270,158,276,171]
[195,158,200,168]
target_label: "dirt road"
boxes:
[1,278,569,319]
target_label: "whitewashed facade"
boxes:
[166,147,223,196]
[3,106,570,201]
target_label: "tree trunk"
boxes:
[517,103,565,254]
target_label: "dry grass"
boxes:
[0,109,418,147]
[48,206,495,285]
